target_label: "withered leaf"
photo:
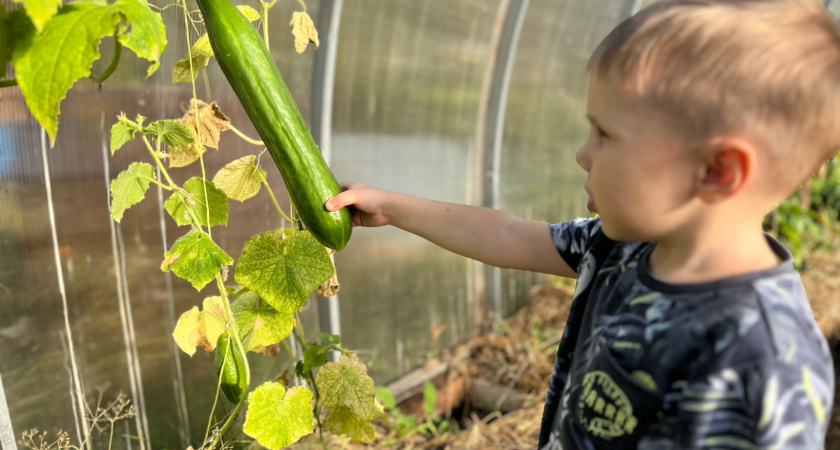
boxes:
[290,11,318,54]
[316,248,339,297]
[170,100,231,168]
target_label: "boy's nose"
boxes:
[575,144,591,172]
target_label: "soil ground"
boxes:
[291,248,840,450]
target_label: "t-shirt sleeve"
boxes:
[549,218,602,273]
[637,358,832,449]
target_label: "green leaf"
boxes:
[110,116,138,154]
[12,0,121,146]
[375,386,396,410]
[13,0,61,33]
[112,0,166,76]
[212,155,266,202]
[143,119,194,148]
[235,229,334,314]
[164,177,229,227]
[316,354,382,443]
[161,230,233,290]
[110,162,154,222]
[302,345,327,373]
[231,291,294,352]
[172,53,209,84]
[318,332,341,346]
[243,383,314,449]
[423,381,437,416]
[172,296,227,356]
[171,5,258,84]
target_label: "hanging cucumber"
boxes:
[215,333,248,404]
[195,0,352,251]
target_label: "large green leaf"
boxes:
[12,0,121,146]
[316,354,382,443]
[110,161,154,222]
[161,230,233,290]
[243,383,314,449]
[213,155,266,202]
[13,0,61,33]
[172,296,227,356]
[164,177,228,227]
[231,291,293,352]
[112,0,166,76]
[234,229,334,314]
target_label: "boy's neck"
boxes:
[647,219,781,285]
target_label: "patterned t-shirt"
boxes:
[537,218,834,449]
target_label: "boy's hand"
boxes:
[325,182,390,227]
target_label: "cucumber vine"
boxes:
[3,0,383,448]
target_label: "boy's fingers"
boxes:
[326,189,356,211]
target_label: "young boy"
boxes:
[326,0,840,447]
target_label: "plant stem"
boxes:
[296,0,307,12]
[203,337,229,447]
[0,79,17,88]
[142,136,205,228]
[89,41,122,84]
[139,175,171,190]
[108,422,115,450]
[263,180,294,223]
[292,326,325,441]
[228,124,264,145]
[205,274,250,450]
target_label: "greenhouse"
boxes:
[3,0,840,448]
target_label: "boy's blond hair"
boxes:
[589,0,840,191]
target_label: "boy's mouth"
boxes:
[585,185,597,213]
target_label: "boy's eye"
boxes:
[596,127,608,138]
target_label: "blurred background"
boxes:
[2,0,840,449]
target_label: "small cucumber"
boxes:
[215,333,247,404]
[195,0,352,250]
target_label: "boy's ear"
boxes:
[696,137,756,203]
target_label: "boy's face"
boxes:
[576,76,700,242]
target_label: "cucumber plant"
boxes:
[2,0,383,448]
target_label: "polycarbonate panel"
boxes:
[497,0,630,316]
[0,1,322,447]
[329,0,499,384]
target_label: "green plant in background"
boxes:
[765,157,840,267]
[2,0,384,448]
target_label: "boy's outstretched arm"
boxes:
[326,182,576,278]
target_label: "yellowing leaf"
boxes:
[113,0,167,76]
[325,406,375,443]
[212,155,266,202]
[12,1,121,146]
[13,0,61,34]
[162,230,233,290]
[172,6,258,83]
[243,383,314,449]
[231,291,294,352]
[316,354,382,443]
[110,162,155,222]
[234,229,334,314]
[172,296,228,356]
[290,11,318,54]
